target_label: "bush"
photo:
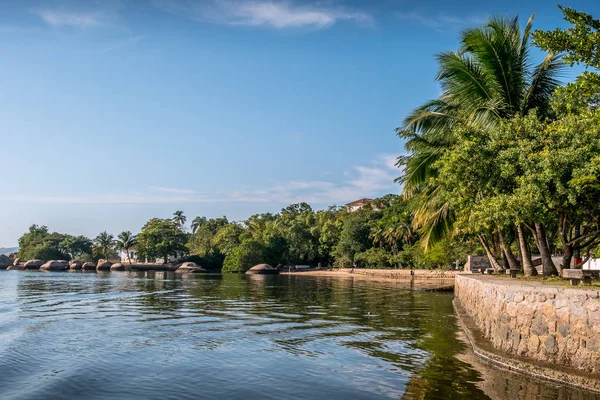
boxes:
[354,248,392,268]
[222,240,265,273]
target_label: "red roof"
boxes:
[346,198,374,206]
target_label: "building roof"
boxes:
[346,198,374,207]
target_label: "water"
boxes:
[0,271,597,400]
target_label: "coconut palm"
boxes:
[398,14,563,259]
[173,211,187,230]
[190,216,206,234]
[94,231,114,260]
[116,231,137,265]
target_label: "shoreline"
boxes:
[454,297,600,393]
[281,268,461,279]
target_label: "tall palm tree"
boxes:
[173,210,187,230]
[94,231,114,260]
[190,216,206,234]
[398,14,563,268]
[116,231,137,265]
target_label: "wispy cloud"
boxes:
[153,0,372,29]
[149,186,199,195]
[397,11,485,32]
[32,9,107,29]
[0,155,401,206]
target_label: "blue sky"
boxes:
[0,0,597,245]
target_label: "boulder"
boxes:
[110,263,126,271]
[176,262,207,273]
[24,260,43,270]
[246,263,280,275]
[69,260,84,270]
[40,261,67,271]
[7,265,25,270]
[96,260,112,271]
[58,260,69,267]
[0,254,13,269]
[81,262,96,271]
[12,257,20,266]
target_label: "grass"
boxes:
[493,273,600,288]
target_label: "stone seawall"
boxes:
[335,268,460,279]
[455,275,600,387]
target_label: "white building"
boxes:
[346,198,374,212]
[583,258,600,270]
[119,249,139,264]
[118,250,186,264]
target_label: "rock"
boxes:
[246,263,280,275]
[0,254,13,269]
[81,262,96,271]
[176,262,207,273]
[12,257,20,266]
[96,260,112,271]
[40,260,67,271]
[69,260,83,270]
[7,265,25,270]
[110,263,126,271]
[24,260,43,270]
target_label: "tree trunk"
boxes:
[517,224,537,276]
[534,222,558,276]
[126,249,132,265]
[558,215,570,272]
[498,229,520,271]
[478,235,504,272]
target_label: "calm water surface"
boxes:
[0,271,596,400]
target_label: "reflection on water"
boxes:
[0,271,597,400]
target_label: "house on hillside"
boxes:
[346,198,374,212]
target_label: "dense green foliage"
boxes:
[397,7,600,276]
[18,225,92,261]
[188,197,476,272]
[136,218,188,263]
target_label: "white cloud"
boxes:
[0,155,401,206]
[397,11,485,31]
[149,186,198,195]
[32,9,106,29]
[153,0,372,29]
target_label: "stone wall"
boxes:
[455,275,600,375]
[337,268,460,279]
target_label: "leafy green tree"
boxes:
[333,210,374,268]
[137,219,188,263]
[222,239,265,273]
[116,231,138,264]
[213,223,244,255]
[355,247,392,269]
[17,225,93,261]
[59,235,93,260]
[187,216,229,256]
[397,14,564,274]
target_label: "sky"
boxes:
[0,0,598,246]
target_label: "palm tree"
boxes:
[190,216,206,234]
[94,231,114,260]
[398,14,563,274]
[173,210,187,230]
[116,231,137,265]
